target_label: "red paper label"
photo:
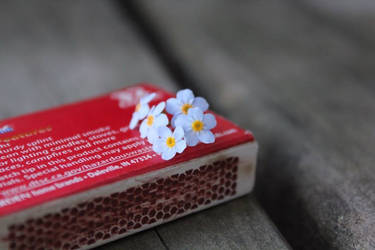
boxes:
[0,83,254,217]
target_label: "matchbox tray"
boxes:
[0,83,257,250]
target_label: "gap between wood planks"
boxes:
[155,229,170,250]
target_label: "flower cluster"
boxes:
[130,89,217,160]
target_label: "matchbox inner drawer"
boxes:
[1,142,256,250]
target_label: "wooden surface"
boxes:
[0,1,291,249]
[133,0,375,249]
[0,0,175,118]
[299,0,375,44]
[154,195,289,250]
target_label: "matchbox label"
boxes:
[0,84,254,217]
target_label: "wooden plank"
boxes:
[0,1,290,250]
[96,230,165,250]
[133,0,375,249]
[156,195,289,250]
[0,1,172,249]
[298,0,375,44]
[0,0,175,119]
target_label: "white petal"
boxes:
[147,107,154,120]
[152,102,165,115]
[129,115,139,129]
[174,114,184,127]
[152,139,163,154]
[173,126,185,141]
[161,148,177,160]
[170,114,178,128]
[154,114,169,127]
[174,115,191,131]
[140,93,156,104]
[175,140,187,153]
[203,113,217,130]
[159,140,170,152]
[166,98,182,115]
[193,97,209,112]
[147,127,159,144]
[186,130,199,146]
[138,105,149,119]
[177,89,194,104]
[158,126,172,139]
[139,120,148,138]
[198,130,215,144]
[188,107,203,121]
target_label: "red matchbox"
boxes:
[0,83,257,250]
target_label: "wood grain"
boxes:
[0,0,175,119]
[0,1,290,249]
[156,195,289,250]
[134,0,375,249]
[298,0,375,44]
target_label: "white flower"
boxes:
[129,93,156,129]
[166,89,209,126]
[152,126,187,160]
[139,102,168,141]
[175,107,216,146]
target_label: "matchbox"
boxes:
[0,83,257,250]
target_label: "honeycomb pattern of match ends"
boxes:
[4,157,242,250]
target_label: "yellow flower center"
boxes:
[135,103,141,112]
[181,103,193,115]
[166,136,176,148]
[192,120,204,132]
[146,115,154,126]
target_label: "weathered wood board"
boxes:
[134,0,375,249]
[155,195,289,250]
[0,1,290,249]
[299,0,375,44]
[0,0,175,118]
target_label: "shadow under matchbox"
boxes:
[0,83,257,250]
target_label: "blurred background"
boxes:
[1,1,374,249]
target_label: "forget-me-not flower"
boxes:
[175,107,216,146]
[139,102,168,141]
[152,126,187,160]
[129,93,156,129]
[166,89,209,126]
